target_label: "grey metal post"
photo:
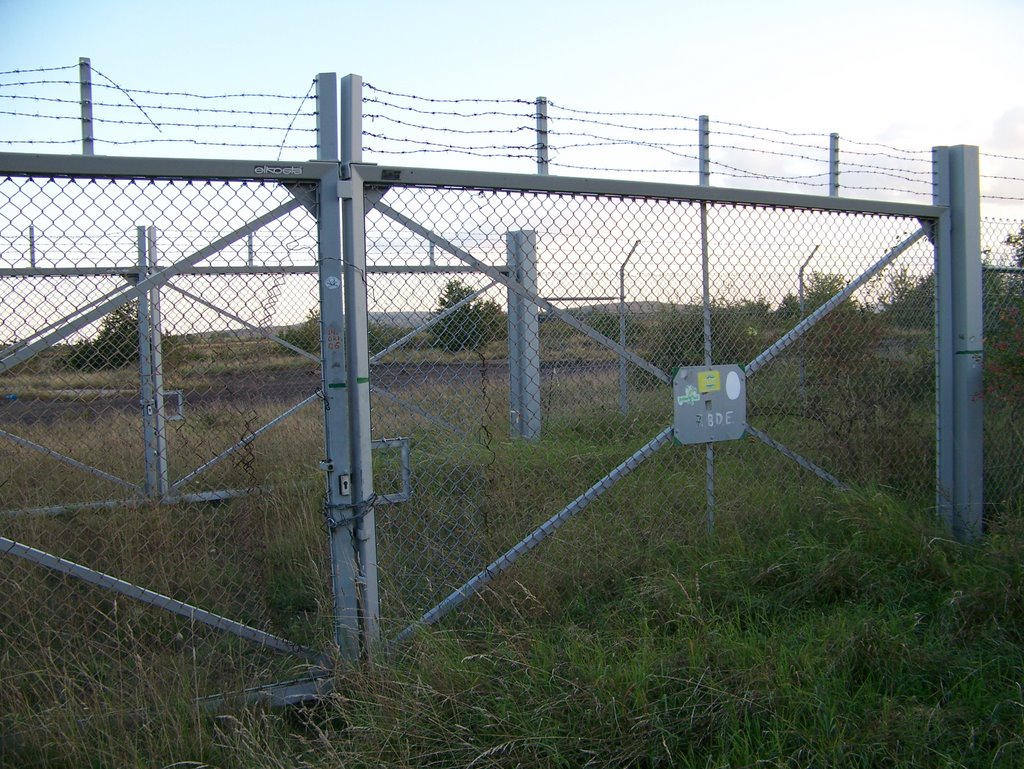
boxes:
[829,133,840,197]
[136,226,158,498]
[699,117,714,534]
[247,234,255,267]
[933,145,984,543]
[507,230,541,440]
[699,115,710,186]
[535,97,549,175]
[618,240,639,414]
[28,225,36,268]
[317,72,361,660]
[341,73,381,651]
[79,57,94,156]
[147,226,169,498]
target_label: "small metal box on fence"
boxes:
[672,365,746,445]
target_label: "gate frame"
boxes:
[340,75,984,651]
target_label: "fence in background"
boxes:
[980,219,1024,517]
[0,71,1009,731]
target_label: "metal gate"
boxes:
[340,146,982,643]
[0,146,346,731]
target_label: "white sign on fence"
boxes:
[672,365,746,444]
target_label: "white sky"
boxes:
[2,0,1023,212]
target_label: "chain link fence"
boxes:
[362,181,938,634]
[981,218,1024,515]
[0,173,331,737]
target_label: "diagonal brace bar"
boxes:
[744,424,848,490]
[390,426,673,648]
[0,428,142,494]
[746,229,926,377]
[370,280,497,363]
[165,283,320,362]
[1,199,304,375]
[374,202,672,385]
[171,392,320,492]
[0,535,327,663]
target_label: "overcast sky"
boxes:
[3,0,1023,210]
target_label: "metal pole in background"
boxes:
[933,145,984,543]
[79,57,94,156]
[507,230,541,439]
[341,73,381,652]
[147,226,169,498]
[829,133,840,197]
[136,226,158,498]
[28,224,36,268]
[699,114,714,535]
[536,97,549,175]
[699,115,710,186]
[316,72,361,661]
[618,240,640,414]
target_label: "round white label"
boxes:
[726,370,741,400]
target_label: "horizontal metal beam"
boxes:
[0,151,335,183]
[357,164,945,220]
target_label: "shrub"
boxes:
[431,279,506,353]
[67,301,139,370]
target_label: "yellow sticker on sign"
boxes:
[698,371,721,393]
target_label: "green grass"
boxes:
[2,307,1021,767]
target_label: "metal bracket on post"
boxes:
[933,145,984,543]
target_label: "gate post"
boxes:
[933,145,984,542]
[316,72,362,660]
[136,226,168,499]
[507,230,541,440]
[341,73,381,652]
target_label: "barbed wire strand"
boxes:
[277,77,318,161]
[91,67,162,132]
[0,64,79,77]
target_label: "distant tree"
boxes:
[67,301,138,370]
[1007,225,1024,268]
[431,279,505,352]
[881,267,934,329]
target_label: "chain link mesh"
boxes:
[0,174,330,734]
[364,183,938,633]
[981,218,1024,515]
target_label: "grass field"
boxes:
[2,295,1022,767]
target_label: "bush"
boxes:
[67,301,139,370]
[431,280,506,353]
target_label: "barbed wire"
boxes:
[364,82,530,106]
[0,65,79,77]
[0,109,317,132]
[365,113,533,136]
[1,70,1020,207]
